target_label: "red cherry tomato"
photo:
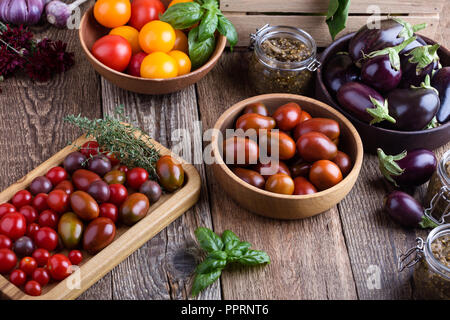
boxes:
[0,212,27,240]
[127,52,147,77]
[24,280,41,296]
[109,184,128,206]
[38,210,59,229]
[99,203,119,223]
[32,248,50,267]
[47,190,69,213]
[118,165,129,173]
[299,110,312,123]
[0,203,16,219]
[332,151,352,176]
[19,256,37,276]
[19,205,38,224]
[126,168,149,189]
[92,35,132,72]
[0,234,12,249]
[11,190,32,209]
[80,141,100,158]
[309,160,343,191]
[129,0,165,31]
[26,223,40,239]
[10,269,27,287]
[272,102,303,131]
[103,151,120,166]
[46,167,68,186]
[47,254,72,281]
[293,177,317,195]
[32,268,50,286]
[31,193,49,213]
[68,250,83,265]
[54,180,75,195]
[34,227,58,251]
[0,248,16,274]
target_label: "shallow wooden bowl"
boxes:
[79,6,226,95]
[0,135,201,300]
[316,32,450,154]
[211,94,364,220]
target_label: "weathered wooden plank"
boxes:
[196,51,357,299]
[100,80,221,300]
[223,14,439,47]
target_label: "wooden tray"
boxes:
[0,135,201,300]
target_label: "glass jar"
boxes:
[248,25,320,94]
[425,149,450,224]
[398,224,450,300]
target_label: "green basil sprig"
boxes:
[160,0,238,69]
[192,227,270,297]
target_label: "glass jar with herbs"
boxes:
[248,25,320,94]
[399,224,450,300]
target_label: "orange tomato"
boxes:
[109,26,141,54]
[168,0,193,8]
[140,52,178,79]
[168,50,191,75]
[138,20,176,53]
[173,30,188,54]
[94,0,131,28]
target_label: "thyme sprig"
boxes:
[64,106,160,178]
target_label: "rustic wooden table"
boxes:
[0,2,449,300]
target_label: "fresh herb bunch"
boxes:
[64,106,160,178]
[160,0,238,69]
[192,227,270,297]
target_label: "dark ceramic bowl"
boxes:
[315,32,450,154]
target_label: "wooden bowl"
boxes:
[316,32,450,154]
[211,94,364,220]
[79,6,226,95]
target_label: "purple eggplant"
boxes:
[324,53,360,95]
[384,191,437,228]
[377,148,437,187]
[431,66,450,123]
[387,75,440,131]
[349,18,427,61]
[337,81,395,124]
[361,37,415,92]
[400,44,440,88]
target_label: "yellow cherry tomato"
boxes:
[173,30,189,54]
[94,0,131,28]
[140,52,178,79]
[138,20,176,53]
[168,0,193,7]
[109,26,141,54]
[168,50,191,75]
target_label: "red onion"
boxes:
[45,0,88,28]
[0,0,45,25]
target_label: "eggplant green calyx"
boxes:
[411,74,439,95]
[406,44,440,75]
[419,215,439,229]
[393,17,427,40]
[377,148,406,186]
[366,36,416,71]
[367,97,396,125]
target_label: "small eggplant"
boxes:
[323,53,360,95]
[349,18,427,61]
[431,66,450,123]
[337,82,395,125]
[387,75,440,131]
[400,44,440,88]
[361,37,415,92]
[377,148,437,187]
[384,191,437,228]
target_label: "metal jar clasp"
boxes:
[398,238,425,272]
[249,24,270,49]
[425,185,450,225]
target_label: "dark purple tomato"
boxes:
[119,193,150,226]
[87,180,111,203]
[232,167,265,189]
[87,155,112,177]
[332,151,352,176]
[29,176,53,195]
[63,152,86,173]
[83,217,116,254]
[139,180,162,203]
[293,177,317,195]
[289,162,310,178]
[12,236,35,257]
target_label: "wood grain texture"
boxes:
[196,52,357,299]
[100,80,221,300]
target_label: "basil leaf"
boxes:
[222,230,241,250]
[188,27,216,69]
[195,257,227,274]
[326,0,350,41]
[198,9,218,42]
[160,2,204,29]
[217,14,238,50]
[194,227,224,252]
[202,0,219,10]
[238,250,271,265]
[208,251,227,260]
[192,269,222,297]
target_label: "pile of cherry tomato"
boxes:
[0,141,184,296]
[92,0,192,79]
[224,102,353,195]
